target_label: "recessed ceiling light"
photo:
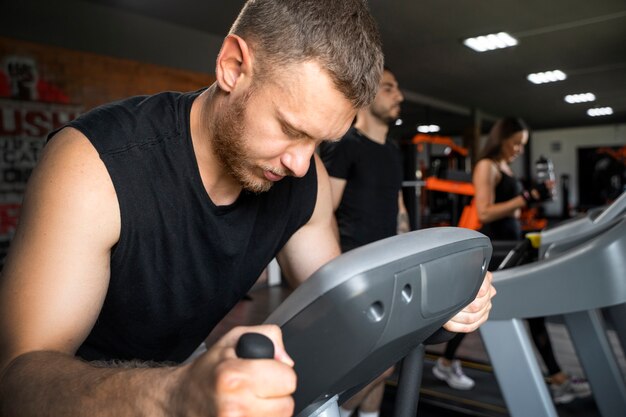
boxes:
[565,93,596,104]
[417,124,440,133]
[463,32,518,52]
[527,70,567,84]
[395,119,403,126]
[587,107,613,117]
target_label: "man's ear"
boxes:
[215,34,253,93]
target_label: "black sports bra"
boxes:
[494,165,523,203]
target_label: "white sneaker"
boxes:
[550,377,592,404]
[549,382,575,404]
[567,377,592,398]
[432,358,475,390]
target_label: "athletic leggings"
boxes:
[527,317,562,376]
[443,332,466,360]
[448,220,563,376]
[443,319,562,376]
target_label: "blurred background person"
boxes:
[320,67,408,417]
[473,117,590,404]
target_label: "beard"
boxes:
[371,102,400,124]
[211,90,274,194]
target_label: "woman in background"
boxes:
[434,117,590,404]
[477,117,589,403]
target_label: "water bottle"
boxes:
[535,155,556,199]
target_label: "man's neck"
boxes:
[353,112,388,144]
[190,85,243,206]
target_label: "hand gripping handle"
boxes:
[235,332,275,359]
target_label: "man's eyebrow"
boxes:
[277,112,314,139]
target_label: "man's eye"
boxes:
[283,125,303,139]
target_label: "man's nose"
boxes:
[281,141,316,177]
[396,88,404,103]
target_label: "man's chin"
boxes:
[384,113,400,124]
[241,178,273,194]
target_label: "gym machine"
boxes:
[480,191,626,417]
[240,227,492,417]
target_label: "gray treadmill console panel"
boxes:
[544,216,621,259]
[540,191,626,257]
[265,228,491,417]
[592,190,626,225]
[490,217,626,320]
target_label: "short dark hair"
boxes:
[479,117,529,160]
[229,0,384,108]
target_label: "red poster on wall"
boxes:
[0,55,81,257]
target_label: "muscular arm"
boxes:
[277,155,341,287]
[0,128,118,371]
[0,129,295,417]
[327,176,346,242]
[0,351,179,416]
[327,176,347,212]
[473,159,526,224]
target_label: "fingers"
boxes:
[213,359,296,416]
[476,271,494,297]
[443,302,491,333]
[211,328,297,417]
[219,324,294,366]
[175,324,297,417]
[215,357,297,398]
[443,277,497,333]
[530,189,541,200]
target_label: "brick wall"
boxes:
[0,36,215,110]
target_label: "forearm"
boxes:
[0,350,182,417]
[397,192,410,234]
[478,196,525,224]
[397,211,410,234]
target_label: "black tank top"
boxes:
[480,162,523,241]
[50,90,317,363]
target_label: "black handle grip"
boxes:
[236,332,275,359]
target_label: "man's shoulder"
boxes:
[321,127,361,153]
[340,127,366,145]
[65,90,200,154]
[84,90,190,126]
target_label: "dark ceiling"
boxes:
[82,0,626,138]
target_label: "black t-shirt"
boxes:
[49,90,318,363]
[321,127,403,251]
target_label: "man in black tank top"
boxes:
[0,3,496,417]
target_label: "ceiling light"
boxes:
[587,107,613,117]
[395,119,403,126]
[527,70,567,84]
[565,93,596,104]
[417,124,440,133]
[463,32,518,52]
